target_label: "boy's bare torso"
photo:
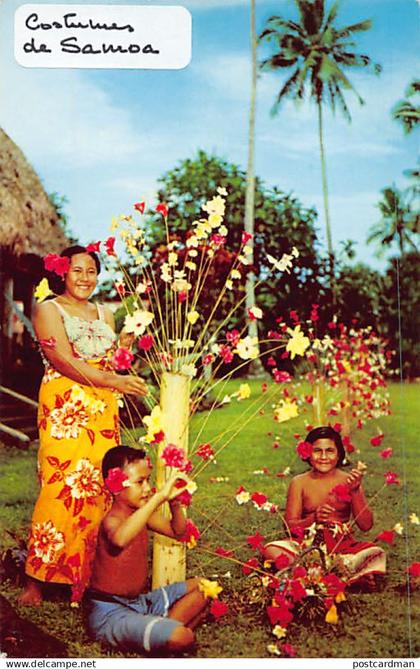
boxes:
[90,511,149,598]
[298,469,351,522]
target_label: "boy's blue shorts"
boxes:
[87,581,188,652]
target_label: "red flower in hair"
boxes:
[296,441,313,460]
[44,253,70,278]
[105,467,129,494]
[156,203,169,217]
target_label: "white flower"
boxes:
[282,467,291,476]
[236,336,259,360]
[230,269,241,280]
[226,279,233,290]
[272,625,287,639]
[181,363,197,378]
[219,224,228,236]
[161,262,172,283]
[202,195,225,217]
[168,251,178,266]
[124,310,155,336]
[186,261,197,271]
[186,236,199,249]
[235,491,250,505]
[186,480,198,494]
[409,513,419,525]
[187,310,200,325]
[267,252,295,273]
[171,278,191,293]
[292,246,299,257]
[393,522,404,535]
[217,186,228,196]
[248,306,263,320]
[267,644,281,656]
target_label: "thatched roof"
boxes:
[0,128,68,256]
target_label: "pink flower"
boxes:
[105,467,129,494]
[202,353,214,366]
[370,433,385,447]
[104,237,117,257]
[161,444,187,469]
[39,336,57,349]
[250,491,268,508]
[273,370,292,384]
[44,253,70,277]
[267,356,276,367]
[138,334,155,352]
[376,530,395,545]
[246,531,266,550]
[219,345,234,364]
[211,233,226,246]
[296,441,313,460]
[241,231,253,244]
[86,241,101,253]
[196,443,215,460]
[380,447,393,459]
[210,599,229,619]
[331,484,352,503]
[134,201,145,214]
[112,347,134,371]
[384,471,400,485]
[282,643,297,658]
[156,203,169,217]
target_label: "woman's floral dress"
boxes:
[25,301,120,602]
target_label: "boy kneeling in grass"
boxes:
[86,446,207,655]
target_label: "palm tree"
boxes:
[244,0,265,376]
[259,0,381,300]
[367,185,419,256]
[392,79,420,135]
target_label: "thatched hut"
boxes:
[0,128,68,393]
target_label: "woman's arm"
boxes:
[33,302,146,395]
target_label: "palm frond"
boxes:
[335,19,373,38]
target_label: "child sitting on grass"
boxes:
[86,445,207,655]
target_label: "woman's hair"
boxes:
[102,446,147,480]
[47,245,101,295]
[305,425,347,466]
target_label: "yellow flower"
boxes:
[325,604,339,625]
[274,399,299,423]
[393,522,404,535]
[238,383,251,400]
[286,325,310,359]
[186,261,197,271]
[34,278,53,303]
[230,269,241,280]
[409,513,419,525]
[335,591,346,603]
[208,213,223,228]
[187,310,200,325]
[168,251,178,266]
[110,216,120,231]
[198,578,223,599]
[143,406,163,443]
[202,195,225,217]
[272,625,287,639]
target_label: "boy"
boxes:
[86,446,207,654]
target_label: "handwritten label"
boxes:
[15,4,192,69]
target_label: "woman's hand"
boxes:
[315,503,337,524]
[114,374,148,396]
[345,468,364,492]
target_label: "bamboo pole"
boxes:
[313,378,325,425]
[152,372,190,588]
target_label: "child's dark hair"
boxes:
[102,445,147,480]
[305,426,347,466]
[47,245,101,294]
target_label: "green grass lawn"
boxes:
[0,381,419,658]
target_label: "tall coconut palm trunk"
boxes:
[317,103,336,304]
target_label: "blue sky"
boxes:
[0,0,418,270]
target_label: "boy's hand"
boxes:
[346,468,364,491]
[159,473,189,502]
[315,503,337,524]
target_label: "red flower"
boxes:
[196,443,215,460]
[407,562,420,578]
[241,231,253,244]
[246,531,266,550]
[156,203,169,217]
[370,433,385,447]
[384,471,400,485]
[134,201,145,214]
[44,253,70,277]
[261,382,268,393]
[174,486,192,506]
[250,491,268,508]
[332,422,342,433]
[161,444,186,469]
[274,554,290,570]
[376,530,395,545]
[226,329,240,346]
[219,345,234,364]
[242,557,259,575]
[380,447,393,459]
[210,599,229,619]
[105,467,129,494]
[138,334,155,352]
[112,347,134,371]
[282,643,297,658]
[104,237,117,257]
[178,291,188,303]
[267,604,294,627]
[289,310,299,322]
[215,546,234,558]
[290,579,307,602]
[115,280,125,297]
[179,519,201,545]
[150,430,165,445]
[331,484,352,503]
[292,566,307,579]
[202,354,214,366]
[267,356,276,367]
[296,441,313,460]
[273,370,292,384]
[86,241,101,253]
[211,233,226,246]
[305,395,314,404]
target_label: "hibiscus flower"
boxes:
[65,459,102,499]
[32,520,65,564]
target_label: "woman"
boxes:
[19,246,147,605]
[264,426,386,589]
